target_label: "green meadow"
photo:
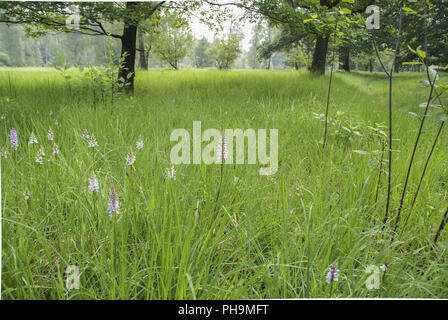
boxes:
[1,68,447,299]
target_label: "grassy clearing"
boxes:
[1,68,447,299]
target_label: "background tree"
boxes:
[398,0,448,69]
[206,34,242,70]
[0,1,167,92]
[257,24,314,70]
[137,18,159,70]
[192,37,214,68]
[151,12,193,69]
[0,24,25,67]
[247,21,280,70]
[205,0,373,75]
[246,22,263,69]
[284,43,313,70]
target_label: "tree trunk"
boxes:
[138,31,148,70]
[369,58,373,72]
[338,46,350,72]
[309,35,328,75]
[265,57,271,70]
[394,62,400,73]
[309,0,334,75]
[118,2,137,94]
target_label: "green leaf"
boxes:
[340,8,351,14]
[403,7,416,13]
[403,62,422,65]
[407,45,416,54]
[417,47,426,59]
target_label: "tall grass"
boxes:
[1,68,447,299]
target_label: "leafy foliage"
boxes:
[206,34,242,70]
[151,12,194,70]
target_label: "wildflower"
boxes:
[126,148,135,166]
[55,120,59,126]
[10,128,18,150]
[47,127,54,141]
[88,171,99,193]
[380,264,388,272]
[82,129,89,139]
[107,184,120,217]
[28,132,38,145]
[216,131,227,163]
[1,114,5,120]
[136,136,144,150]
[326,263,340,284]
[0,147,8,159]
[88,134,98,148]
[23,190,31,200]
[35,148,45,164]
[165,164,176,180]
[52,143,59,155]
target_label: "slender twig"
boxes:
[434,204,448,244]
[370,3,403,225]
[393,58,436,234]
[410,121,444,209]
[400,94,446,232]
[370,33,390,77]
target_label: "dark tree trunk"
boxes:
[138,31,148,70]
[309,0,334,75]
[309,35,328,75]
[118,2,137,94]
[338,46,350,72]
[369,58,373,72]
[394,62,400,73]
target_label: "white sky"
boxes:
[188,2,255,51]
